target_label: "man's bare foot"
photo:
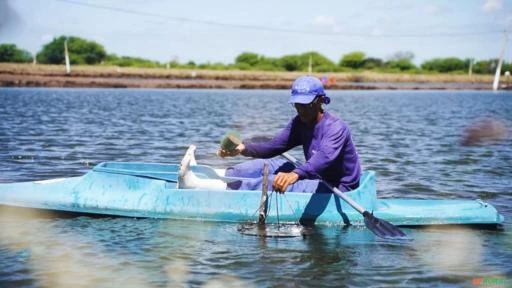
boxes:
[179,145,227,190]
[179,145,199,188]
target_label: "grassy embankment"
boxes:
[0,63,501,90]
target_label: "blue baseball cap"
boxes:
[289,75,328,104]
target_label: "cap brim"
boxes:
[288,94,316,104]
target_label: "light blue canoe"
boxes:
[0,162,504,227]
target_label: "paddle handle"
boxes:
[281,152,366,215]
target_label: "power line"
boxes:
[56,0,503,38]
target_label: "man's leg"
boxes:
[178,145,227,190]
[225,158,290,190]
[225,157,327,192]
[227,175,326,193]
[225,158,293,178]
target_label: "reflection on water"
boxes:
[461,117,509,146]
[237,222,313,238]
[0,88,511,287]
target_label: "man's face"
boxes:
[294,99,320,126]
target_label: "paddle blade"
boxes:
[363,211,408,240]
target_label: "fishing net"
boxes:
[236,187,315,238]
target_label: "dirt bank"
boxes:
[0,63,502,90]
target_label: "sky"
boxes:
[0,0,511,65]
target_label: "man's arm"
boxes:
[241,119,300,159]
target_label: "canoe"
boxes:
[0,161,504,227]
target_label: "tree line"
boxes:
[1,35,510,75]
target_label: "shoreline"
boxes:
[0,63,506,90]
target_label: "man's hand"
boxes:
[218,144,245,158]
[272,171,299,193]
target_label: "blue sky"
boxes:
[0,0,511,65]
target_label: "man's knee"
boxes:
[225,159,265,178]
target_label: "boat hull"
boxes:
[0,162,504,226]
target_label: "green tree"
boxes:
[279,55,303,71]
[104,54,161,68]
[362,57,383,69]
[0,43,32,63]
[473,59,498,74]
[256,56,282,71]
[299,51,336,72]
[474,59,512,75]
[503,61,511,74]
[339,51,366,69]
[385,51,416,71]
[421,57,466,72]
[37,36,106,65]
[386,59,416,71]
[235,52,261,67]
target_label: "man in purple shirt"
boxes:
[218,75,361,193]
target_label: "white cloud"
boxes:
[482,0,503,13]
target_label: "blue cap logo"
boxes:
[289,76,327,104]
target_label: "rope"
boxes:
[282,193,298,220]
[275,190,280,227]
[240,177,301,229]
[267,190,274,219]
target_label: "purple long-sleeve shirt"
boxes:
[242,111,362,191]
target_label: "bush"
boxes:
[235,52,261,67]
[279,55,303,71]
[0,43,32,63]
[473,59,497,74]
[503,62,511,74]
[421,57,467,72]
[362,57,383,69]
[385,59,416,71]
[339,51,366,69]
[299,51,336,71]
[256,64,283,71]
[315,64,337,72]
[233,62,252,70]
[36,36,106,65]
[104,54,162,68]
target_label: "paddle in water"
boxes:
[280,152,408,240]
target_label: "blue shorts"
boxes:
[225,158,336,193]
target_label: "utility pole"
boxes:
[308,54,312,74]
[468,58,473,78]
[493,30,508,91]
[64,39,71,74]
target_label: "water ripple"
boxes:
[1,88,511,287]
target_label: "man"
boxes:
[180,75,361,193]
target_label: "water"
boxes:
[0,88,511,287]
